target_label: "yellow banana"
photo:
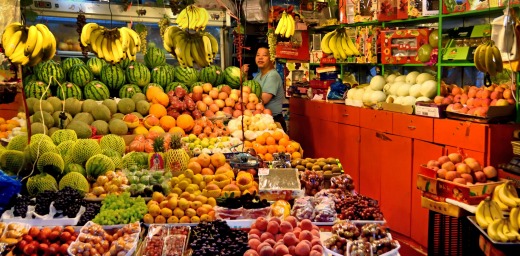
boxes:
[24,26,39,56]
[204,32,219,58]
[120,27,140,48]
[491,45,503,73]
[27,51,43,67]
[284,14,294,38]
[484,200,495,224]
[340,31,355,56]
[336,33,347,60]
[276,12,288,36]
[190,38,205,67]
[118,28,129,52]
[81,23,100,46]
[95,35,105,59]
[328,32,341,60]
[510,207,519,231]
[474,44,487,72]
[195,37,209,67]
[4,30,24,57]
[498,184,518,208]
[496,220,509,242]
[29,29,44,59]
[183,39,194,67]
[488,218,502,241]
[476,200,490,229]
[112,37,122,62]
[202,35,213,63]
[2,22,23,46]
[493,186,510,210]
[89,29,104,54]
[35,24,56,61]
[345,31,361,56]
[488,199,504,220]
[176,8,188,29]
[320,30,336,54]
[485,42,497,76]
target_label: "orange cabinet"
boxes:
[393,113,434,142]
[411,140,444,248]
[338,124,360,188]
[317,121,340,158]
[433,119,486,152]
[359,108,393,133]
[290,98,306,115]
[332,104,360,126]
[359,128,382,202]
[289,114,309,155]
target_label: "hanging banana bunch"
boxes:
[176,5,209,32]
[274,11,295,38]
[2,22,57,66]
[474,40,503,76]
[80,22,141,63]
[320,27,361,60]
[162,26,218,68]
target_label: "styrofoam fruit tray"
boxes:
[1,203,85,226]
[321,232,400,256]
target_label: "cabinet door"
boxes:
[411,140,444,248]
[338,124,360,190]
[317,121,340,159]
[380,133,413,236]
[359,128,382,201]
[289,114,308,154]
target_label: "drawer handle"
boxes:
[407,125,416,130]
[343,114,349,116]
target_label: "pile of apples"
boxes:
[426,152,498,185]
[434,82,515,117]
[192,84,272,119]
[14,226,77,256]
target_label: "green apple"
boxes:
[209,138,217,144]
[181,137,190,143]
[194,139,201,145]
[201,140,210,148]
[189,143,196,150]
[188,133,198,142]
[208,145,215,149]
[221,136,229,142]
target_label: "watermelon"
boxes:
[165,82,188,93]
[24,80,51,99]
[86,57,107,76]
[151,65,175,87]
[62,58,84,74]
[57,82,83,100]
[68,64,94,87]
[199,65,224,85]
[100,65,126,91]
[243,80,262,99]
[23,74,37,86]
[85,154,115,180]
[84,81,110,100]
[126,62,150,87]
[144,47,166,69]
[174,67,199,86]
[224,66,247,89]
[143,83,163,94]
[119,84,142,98]
[117,58,132,70]
[37,60,65,86]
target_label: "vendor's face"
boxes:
[255,48,271,69]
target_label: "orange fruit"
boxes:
[291,151,302,160]
[244,141,253,148]
[264,153,273,161]
[286,144,296,154]
[201,168,214,175]
[147,87,163,101]
[262,132,271,138]
[0,118,5,124]
[256,136,266,145]
[282,133,290,141]
[160,116,176,131]
[290,141,301,151]
[169,126,185,136]
[177,114,195,132]
[257,153,264,160]
[267,145,277,154]
[257,145,267,155]
[272,130,284,141]
[265,136,276,146]
[277,145,286,153]
[149,104,167,118]
[154,92,170,107]
[279,137,290,147]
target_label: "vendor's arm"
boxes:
[261,72,282,104]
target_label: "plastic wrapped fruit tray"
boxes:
[322,233,400,256]
[1,203,85,226]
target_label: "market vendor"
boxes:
[242,45,287,132]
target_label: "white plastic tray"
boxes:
[321,232,401,256]
[1,203,85,226]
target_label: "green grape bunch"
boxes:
[92,192,147,225]
[158,16,171,38]
[267,29,277,62]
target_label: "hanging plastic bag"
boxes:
[0,170,22,208]
[327,80,348,100]
[242,0,269,23]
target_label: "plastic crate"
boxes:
[428,211,482,256]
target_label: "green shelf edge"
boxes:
[439,62,476,67]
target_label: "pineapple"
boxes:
[149,136,165,170]
[165,135,189,174]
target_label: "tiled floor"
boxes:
[392,232,427,256]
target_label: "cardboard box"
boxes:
[421,195,465,217]
[415,101,448,118]
[442,0,468,14]
[422,0,440,16]
[354,0,377,22]
[397,0,409,19]
[275,31,310,61]
[417,165,503,204]
[380,28,431,64]
[356,26,378,64]
[379,102,414,114]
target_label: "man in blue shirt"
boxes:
[242,46,287,132]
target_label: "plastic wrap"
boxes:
[69,222,140,256]
[163,234,187,256]
[347,240,373,256]
[312,196,337,222]
[242,206,271,219]
[290,196,315,220]
[214,206,243,220]
[270,200,291,218]
[330,174,356,191]
[301,170,324,196]
[332,220,361,240]
[1,203,85,226]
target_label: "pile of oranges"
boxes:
[0,117,22,139]
[245,130,302,161]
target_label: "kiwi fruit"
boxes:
[306,163,314,170]
[316,161,327,168]
[312,165,321,171]
[296,165,305,172]
[331,166,342,173]
[293,159,302,166]
[324,170,333,177]
[317,158,326,163]
[322,164,333,171]
[326,158,337,164]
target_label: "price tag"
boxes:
[258,168,270,176]
[415,105,440,118]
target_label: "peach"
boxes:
[283,233,299,246]
[452,86,462,95]
[453,178,467,184]
[310,229,320,238]
[312,225,319,231]
[310,238,322,247]
[258,245,275,256]
[295,242,310,256]
[311,244,323,252]
[288,246,296,255]
[453,95,461,103]
[460,173,474,183]
[273,241,284,249]
[222,106,233,115]
[218,91,229,100]
[459,107,469,114]
[490,91,502,100]
[466,98,475,107]
[464,158,482,171]
[310,251,322,256]
[270,217,281,225]
[442,97,453,105]
[446,104,454,112]
[256,242,272,253]
[220,85,232,95]
[267,221,280,235]
[209,89,219,99]
[244,109,253,116]
[202,95,213,105]
[225,98,235,107]
[264,238,276,247]
[482,98,491,107]
[275,234,284,242]
[468,88,477,98]
[456,163,471,175]
[284,216,298,228]
[474,98,483,107]
[280,221,293,234]
[474,171,487,183]
[244,249,260,256]
[274,244,289,256]
[202,83,213,93]
[255,217,268,231]
[445,171,458,181]
[261,232,275,242]
[249,234,260,240]
[427,160,440,169]
[233,109,243,118]
[490,99,498,106]
[249,239,262,250]
[299,230,313,242]
[483,166,497,179]
[249,229,262,237]
[247,102,256,110]
[299,219,313,231]
[448,153,463,164]
[215,99,225,108]
[481,90,491,99]
[434,96,444,105]
[503,89,513,99]
[293,227,301,239]
[437,169,447,179]
[460,94,469,104]
[441,161,455,172]
[438,156,450,164]
[507,98,516,105]
[192,85,203,94]
[468,108,477,115]
[209,103,219,113]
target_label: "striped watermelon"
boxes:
[57,82,83,100]
[224,66,246,89]
[37,60,65,86]
[125,62,150,87]
[84,81,110,100]
[165,82,188,93]
[87,57,107,76]
[144,47,166,69]
[100,65,126,91]
[119,84,142,98]
[68,64,94,87]
[199,65,224,85]
[117,58,132,70]
[62,58,84,74]
[151,65,175,87]
[243,80,262,99]
[174,67,199,86]
[23,74,37,86]
[24,80,51,99]
[143,83,163,94]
